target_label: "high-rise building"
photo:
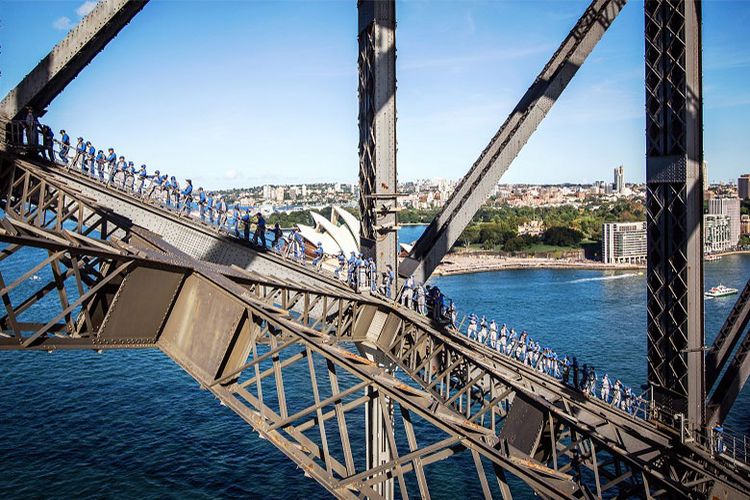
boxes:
[702,161,709,192]
[739,174,750,200]
[262,184,272,201]
[704,214,732,253]
[602,221,647,264]
[708,197,741,246]
[613,165,624,193]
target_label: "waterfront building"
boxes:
[602,221,647,264]
[704,214,733,253]
[741,214,750,237]
[708,197,741,246]
[613,165,624,194]
[739,174,750,200]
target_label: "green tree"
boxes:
[542,226,584,247]
[459,225,480,247]
[503,236,526,252]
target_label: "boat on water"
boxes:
[705,254,722,262]
[705,284,739,298]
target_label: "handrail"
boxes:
[6,122,750,470]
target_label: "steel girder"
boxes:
[0,224,579,498]
[0,154,350,292]
[358,0,399,281]
[5,220,749,498]
[0,223,186,350]
[644,0,705,429]
[0,155,576,497]
[0,0,148,126]
[3,151,748,496]
[707,277,750,389]
[707,305,750,427]
[229,269,750,497]
[399,0,627,282]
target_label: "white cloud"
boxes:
[225,168,239,180]
[52,16,73,31]
[76,1,98,17]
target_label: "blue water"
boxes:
[1,224,749,497]
[399,224,427,246]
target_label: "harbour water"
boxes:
[0,229,748,498]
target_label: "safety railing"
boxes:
[7,122,750,470]
[663,409,750,468]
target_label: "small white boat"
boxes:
[705,254,721,262]
[705,284,739,298]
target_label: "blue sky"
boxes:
[2,0,749,189]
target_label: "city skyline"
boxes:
[3,1,749,189]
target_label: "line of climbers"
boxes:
[461,313,645,417]
[22,119,641,414]
[17,114,285,250]
[15,112,742,462]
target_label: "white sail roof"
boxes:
[332,206,360,242]
[296,224,340,254]
[310,212,358,255]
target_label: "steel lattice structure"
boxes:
[2,0,750,498]
[644,0,705,427]
[358,0,398,279]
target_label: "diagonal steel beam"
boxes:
[399,0,627,282]
[0,0,148,123]
[707,321,750,427]
[706,277,750,389]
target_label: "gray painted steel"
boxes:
[399,0,627,282]
[358,0,398,284]
[708,318,750,426]
[644,0,705,428]
[707,277,750,388]
[0,0,148,122]
[27,161,349,291]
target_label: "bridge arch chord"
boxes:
[1,158,134,242]
[0,220,576,497]
[1,154,353,294]
[221,270,750,497]
[0,221,188,350]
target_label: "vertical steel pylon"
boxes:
[358,0,398,287]
[644,0,705,429]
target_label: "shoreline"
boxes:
[433,250,750,276]
[434,258,643,276]
[709,249,750,258]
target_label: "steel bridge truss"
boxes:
[3,0,750,497]
[644,0,705,427]
[1,159,748,498]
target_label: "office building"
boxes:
[739,174,750,200]
[602,221,647,264]
[708,197,741,246]
[613,165,624,194]
[704,214,733,253]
